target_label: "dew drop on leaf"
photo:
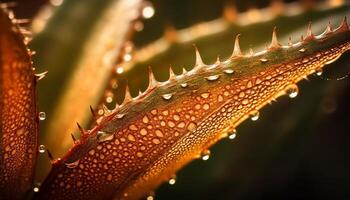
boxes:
[316,68,323,76]
[228,129,237,140]
[201,150,210,161]
[285,84,299,98]
[97,131,114,142]
[250,111,259,121]
[205,75,220,81]
[180,83,188,88]
[168,176,176,185]
[38,112,46,120]
[38,145,46,153]
[162,93,173,100]
[65,159,80,169]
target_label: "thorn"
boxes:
[288,36,293,46]
[193,45,204,68]
[123,84,133,104]
[24,37,32,45]
[268,27,281,49]
[182,68,187,75]
[215,55,221,65]
[138,90,143,96]
[249,48,254,56]
[102,104,111,115]
[89,106,96,118]
[147,66,158,90]
[305,22,314,40]
[336,16,349,32]
[76,122,84,133]
[168,65,176,80]
[47,149,54,162]
[35,71,48,81]
[322,21,333,36]
[71,133,76,143]
[232,34,243,57]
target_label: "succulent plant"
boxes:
[1,0,350,199]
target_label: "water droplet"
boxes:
[205,75,220,81]
[65,159,80,169]
[97,131,114,142]
[162,93,173,100]
[147,195,154,200]
[116,67,124,74]
[168,176,176,185]
[224,69,234,74]
[316,68,323,76]
[180,83,188,88]
[38,145,45,153]
[228,129,237,140]
[33,183,40,192]
[201,150,210,161]
[201,93,210,99]
[123,53,132,62]
[285,84,299,98]
[250,111,259,121]
[142,3,155,19]
[105,92,114,103]
[152,138,161,144]
[299,48,306,53]
[187,122,197,131]
[38,112,46,120]
[116,113,125,119]
[260,58,268,63]
[110,79,118,89]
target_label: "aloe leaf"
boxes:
[0,8,38,199]
[35,17,350,199]
[30,0,143,158]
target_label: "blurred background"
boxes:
[3,0,350,199]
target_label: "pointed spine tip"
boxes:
[169,65,176,80]
[232,34,243,57]
[249,48,254,56]
[305,22,314,41]
[71,133,76,143]
[147,66,158,90]
[76,122,84,133]
[336,16,350,32]
[268,26,281,49]
[35,71,48,81]
[288,36,293,46]
[193,45,204,68]
[123,84,133,105]
[47,149,54,162]
[322,21,333,36]
[215,55,221,65]
[89,106,96,118]
[182,68,187,75]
